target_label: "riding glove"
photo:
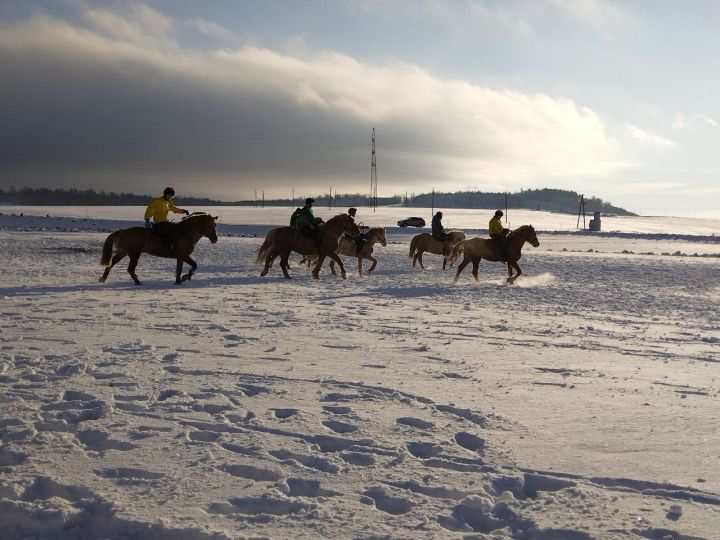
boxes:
[183,210,190,215]
[145,220,152,229]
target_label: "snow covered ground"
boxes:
[1,210,719,539]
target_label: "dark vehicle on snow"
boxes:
[397,217,426,228]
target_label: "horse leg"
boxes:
[442,256,447,270]
[127,252,142,285]
[367,255,377,273]
[454,258,470,283]
[312,255,326,279]
[418,251,425,270]
[99,252,126,283]
[472,259,480,281]
[357,257,363,276]
[328,253,347,279]
[279,252,292,279]
[175,258,183,285]
[329,259,337,276]
[180,255,197,283]
[507,261,521,284]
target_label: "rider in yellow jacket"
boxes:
[489,209,509,261]
[144,187,188,225]
[144,187,189,252]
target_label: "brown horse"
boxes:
[255,217,324,270]
[324,227,387,276]
[99,213,218,285]
[257,214,359,279]
[409,230,466,270]
[448,225,539,284]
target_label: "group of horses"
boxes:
[98,212,540,285]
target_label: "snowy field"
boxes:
[1,210,719,539]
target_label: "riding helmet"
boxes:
[348,207,357,216]
[163,186,175,197]
[305,197,315,205]
[494,209,503,217]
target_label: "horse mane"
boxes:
[324,213,350,223]
[508,225,536,242]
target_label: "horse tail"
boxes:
[447,240,465,264]
[256,229,276,264]
[256,239,270,264]
[100,232,118,266]
[409,236,419,258]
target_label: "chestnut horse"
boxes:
[409,230,466,270]
[255,217,324,270]
[324,227,387,276]
[447,225,539,284]
[257,214,359,279]
[99,213,218,285]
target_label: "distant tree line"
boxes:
[405,188,634,216]
[0,186,635,215]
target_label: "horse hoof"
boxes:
[175,280,182,285]
[135,282,143,286]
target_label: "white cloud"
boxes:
[672,113,718,130]
[547,0,620,23]
[185,17,241,44]
[83,2,177,49]
[694,113,717,127]
[625,124,674,147]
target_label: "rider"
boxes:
[144,187,189,252]
[489,209,509,261]
[347,207,367,254]
[291,198,323,251]
[431,211,453,256]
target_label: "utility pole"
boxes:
[370,128,378,212]
[329,187,332,209]
[577,194,586,229]
[431,188,435,219]
[505,192,508,224]
[254,189,257,207]
[262,190,265,208]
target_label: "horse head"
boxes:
[182,213,218,244]
[514,225,539,247]
[371,227,387,247]
[207,216,219,244]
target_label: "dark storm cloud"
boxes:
[0,11,621,199]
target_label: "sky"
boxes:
[1,0,719,216]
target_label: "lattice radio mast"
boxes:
[370,128,378,212]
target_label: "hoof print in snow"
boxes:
[363,487,414,515]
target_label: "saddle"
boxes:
[150,222,183,254]
[491,231,510,262]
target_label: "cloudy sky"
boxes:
[1,1,718,215]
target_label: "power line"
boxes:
[370,128,377,212]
